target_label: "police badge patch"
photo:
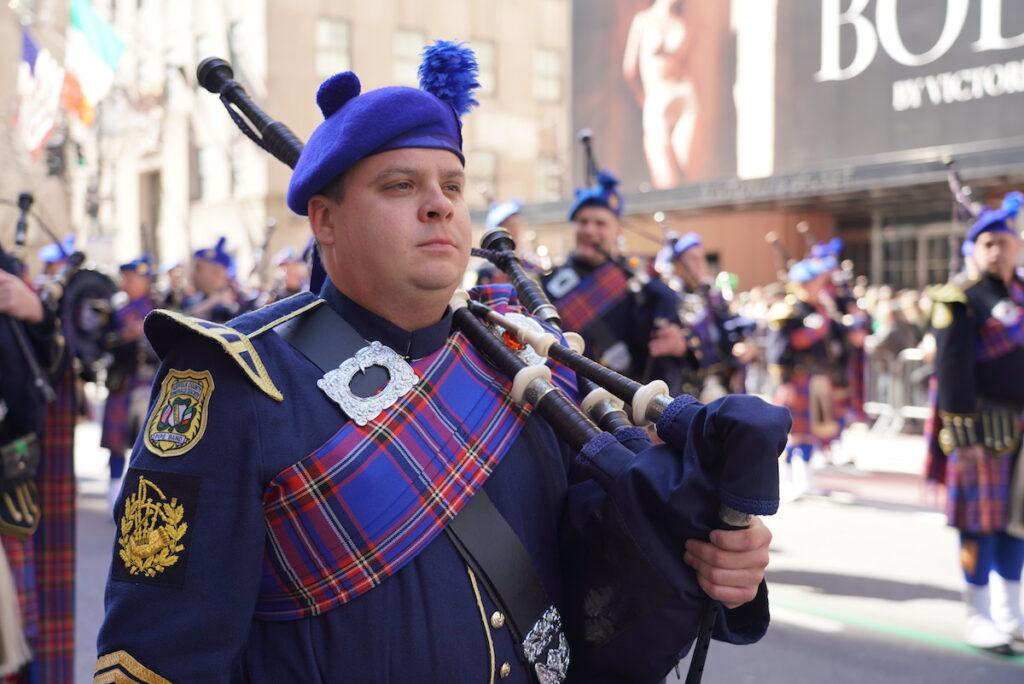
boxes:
[113,468,199,588]
[145,369,215,457]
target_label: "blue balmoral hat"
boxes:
[38,234,75,264]
[788,257,831,284]
[485,198,523,229]
[965,208,1016,244]
[193,236,233,269]
[119,254,154,277]
[672,232,702,258]
[287,41,479,217]
[568,170,624,221]
[810,237,842,259]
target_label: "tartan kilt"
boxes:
[0,534,39,646]
[922,377,947,485]
[945,445,1019,533]
[773,369,839,445]
[846,349,867,422]
[99,385,131,453]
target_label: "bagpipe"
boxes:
[4,195,120,383]
[199,57,788,683]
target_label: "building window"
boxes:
[475,40,496,96]
[535,156,562,202]
[924,235,953,286]
[533,49,561,102]
[394,30,426,86]
[466,150,498,202]
[316,19,351,80]
[881,236,917,289]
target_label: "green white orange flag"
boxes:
[63,0,124,125]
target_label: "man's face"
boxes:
[573,206,621,266]
[311,147,471,305]
[120,271,151,300]
[675,245,708,287]
[972,231,1021,282]
[192,260,228,295]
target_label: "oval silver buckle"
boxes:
[316,341,418,426]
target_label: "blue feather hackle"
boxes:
[418,40,479,116]
[215,236,227,251]
[1002,191,1023,217]
[596,170,620,190]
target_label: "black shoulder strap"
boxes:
[274,301,389,394]
[445,489,550,646]
[273,301,555,663]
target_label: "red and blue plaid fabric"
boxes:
[773,369,838,447]
[976,279,1024,362]
[257,286,576,620]
[552,261,628,333]
[922,377,947,485]
[946,446,1016,533]
[31,368,76,683]
[2,369,76,683]
[100,375,150,454]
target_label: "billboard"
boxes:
[573,0,1024,198]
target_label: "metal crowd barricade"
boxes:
[864,347,932,434]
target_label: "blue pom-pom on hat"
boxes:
[810,237,842,259]
[287,40,479,217]
[568,169,624,220]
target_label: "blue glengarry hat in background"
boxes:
[485,198,523,229]
[965,208,1016,245]
[810,237,842,259]
[568,170,624,221]
[672,232,702,258]
[287,40,479,217]
[119,254,154,277]
[38,234,75,264]
[788,257,830,284]
[193,236,233,269]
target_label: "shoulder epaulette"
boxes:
[144,310,285,402]
[926,282,968,305]
[229,292,323,337]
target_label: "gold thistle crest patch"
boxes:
[113,469,198,588]
[145,369,215,457]
[118,475,188,578]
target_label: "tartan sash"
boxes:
[976,280,1024,362]
[553,261,629,333]
[256,286,573,620]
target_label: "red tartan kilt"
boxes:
[945,447,1018,533]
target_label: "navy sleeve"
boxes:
[94,342,267,683]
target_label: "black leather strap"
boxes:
[445,489,550,646]
[274,302,389,396]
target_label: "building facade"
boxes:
[35,0,572,283]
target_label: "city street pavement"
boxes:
[72,421,1024,683]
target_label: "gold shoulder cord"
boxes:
[466,565,496,684]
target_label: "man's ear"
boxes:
[308,195,337,247]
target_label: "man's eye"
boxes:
[444,183,463,194]
[387,181,413,191]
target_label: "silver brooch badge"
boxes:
[317,341,418,426]
[992,299,1021,326]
